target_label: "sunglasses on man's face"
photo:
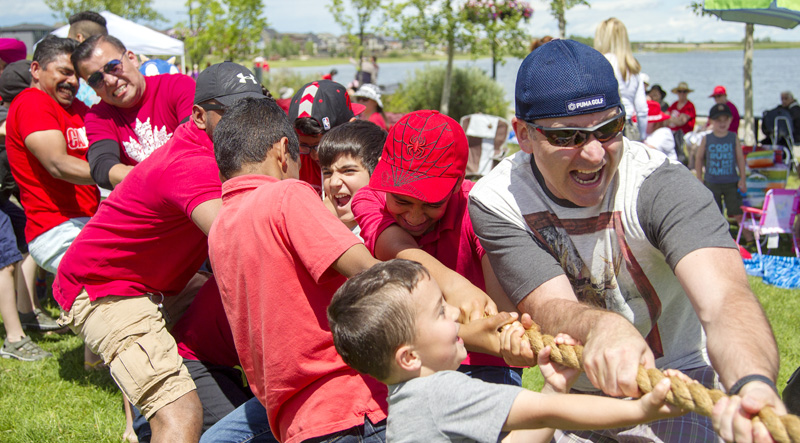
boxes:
[86,53,125,89]
[527,112,625,148]
[299,143,319,155]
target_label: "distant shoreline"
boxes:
[267,41,800,69]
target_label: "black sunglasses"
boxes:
[526,112,625,148]
[86,54,125,89]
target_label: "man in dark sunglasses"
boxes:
[71,34,195,190]
[54,62,272,443]
[469,39,783,442]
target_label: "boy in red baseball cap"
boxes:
[351,110,520,385]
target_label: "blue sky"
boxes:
[3,0,800,42]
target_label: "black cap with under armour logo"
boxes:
[194,61,265,106]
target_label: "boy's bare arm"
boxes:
[331,243,380,278]
[375,224,497,321]
[502,378,681,432]
[695,137,706,181]
[735,139,747,193]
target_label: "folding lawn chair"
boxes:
[736,189,800,272]
[459,113,510,180]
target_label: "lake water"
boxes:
[284,47,800,117]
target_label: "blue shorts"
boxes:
[0,208,23,269]
[0,200,27,254]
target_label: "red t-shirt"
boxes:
[53,120,220,311]
[367,112,387,131]
[6,88,100,242]
[171,276,240,368]
[352,180,507,367]
[667,100,696,134]
[299,154,322,196]
[85,73,194,165]
[209,176,387,443]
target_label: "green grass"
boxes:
[0,301,124,443]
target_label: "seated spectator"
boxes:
[353,84,387,130]
[781,91,800,137]
[762,91,800,146]
[205,97,386,443]
[318,119,385,239]
[328,259,687,443]
[648,84,668,111]
[287,80,364,196]
[71,34,195,189]
[644,100,677,162]
[667,81,696,134]
[53,62,266,443]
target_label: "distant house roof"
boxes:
[0,23,57,32]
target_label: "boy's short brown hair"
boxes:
[317,120,386,174]
[328,259,429,381]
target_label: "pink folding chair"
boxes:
[736,189,800,266]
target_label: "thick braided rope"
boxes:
[522,327,800,443]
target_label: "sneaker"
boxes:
[0,336,52,361]
[18,308,61,332]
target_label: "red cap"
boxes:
[709,85,727,97]
[0,39,26,65]
[369,110,468,203]
[646,100,670,123]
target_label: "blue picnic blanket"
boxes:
[743,254,800,289]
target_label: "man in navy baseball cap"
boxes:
[470,39,783,442]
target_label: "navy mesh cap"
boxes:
[516,39,620,121]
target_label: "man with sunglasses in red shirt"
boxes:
[469,39,783,442]
[71,34,194,190]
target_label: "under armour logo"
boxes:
[237,73,257,84]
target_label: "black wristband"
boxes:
[729,374,778,396]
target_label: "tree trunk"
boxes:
[491,35,497,80]
[557,0,567,39]
[440,26,455,115]
[743,23,755,146]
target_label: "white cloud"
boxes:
[2,0,800,41]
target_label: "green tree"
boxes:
[549,0,589,39]
[463,1,533,79]
[386,0,475,115]
[43,0,164,23]
[179,0,266,67]
[304,40,316,56]
[328,0,383,61]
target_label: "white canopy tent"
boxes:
[51,11,186,72]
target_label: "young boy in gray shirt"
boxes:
[328,259,689,443]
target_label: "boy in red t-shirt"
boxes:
[351,110,519,385]
[207,96,388,443]
[287,80,364,196]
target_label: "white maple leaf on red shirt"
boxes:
[122,117,173,163]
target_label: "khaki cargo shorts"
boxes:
[60,290,196,419]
